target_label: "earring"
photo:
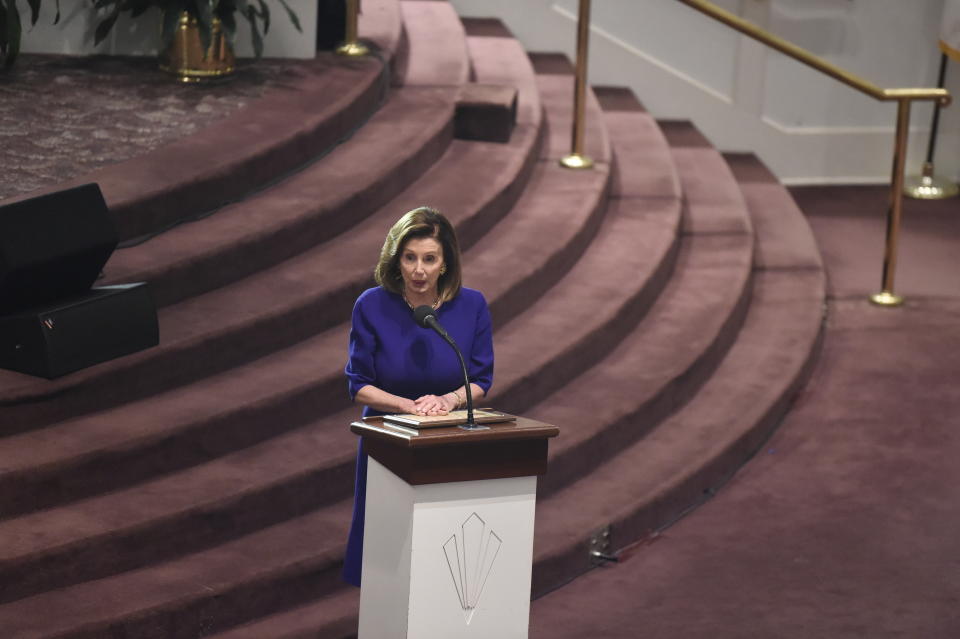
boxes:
[440,265,447,275]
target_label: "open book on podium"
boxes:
[382,408,515,429]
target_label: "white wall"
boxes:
[450,0,960,184]
[20,1,317,59]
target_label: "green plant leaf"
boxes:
[129,0,153,19]
[94,6,122,46]
[3,0,22,68]
[218,8,236,44]
[275,0,299,33]
[160,5,182,51]
[256,0,269,36]
[26,0,41,26]
[245,4,262,58]
[0,3,8,63]
[195,0,215,56]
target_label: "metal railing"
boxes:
[562,0,951,306]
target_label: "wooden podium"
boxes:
[350,415,559,639]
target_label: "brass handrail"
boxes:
[678,0,950,106]
[562,0,951,306]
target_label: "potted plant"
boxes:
[91,0,301,81]
[1,0,60,69]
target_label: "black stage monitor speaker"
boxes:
[0,283,159,379]
[0,183,118,313]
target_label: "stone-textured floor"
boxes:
[0,54,300,200]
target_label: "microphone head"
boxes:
[413,305,436,328]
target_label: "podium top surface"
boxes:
[350,414,558,449]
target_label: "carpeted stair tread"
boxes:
[492,197,679,413]
[462,16,515,39]
[99,86,459,307]
[0,324,351,517]
[0,127,597,473]
[465,159,611,323]
[78,53,390,243]
[0,64,584,432]
[593,86,647,113]
[537,72,611,164]
[595,87,682,200]
[399,0,470,87]
[359,0,405,55]
[723,152,824,271]
[0,408,358,602]
[657,118,713,148]
[491,87,685,412]
[0,504,352,639]
[531,267,825,596]
[0,19,547,484]
[529,232,754,495]
[522,111,756,493]
[664,121,753,236]
[208,588,359,639]
[51,0,405,243]
[466,33,542,125]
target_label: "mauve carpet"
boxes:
[529,186,960,639]
[0,54,299,201]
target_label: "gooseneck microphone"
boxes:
[413,305,479,429]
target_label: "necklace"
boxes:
[403,291,440,310]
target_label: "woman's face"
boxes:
[399,236,445,298]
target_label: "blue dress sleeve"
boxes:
[345,294,378,400]
[469,293,494,394]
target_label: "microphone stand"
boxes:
[414,305,488,431]
[449,340,484,431]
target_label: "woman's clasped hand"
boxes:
[410,392,458,416]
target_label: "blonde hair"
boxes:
[374,207,463,303]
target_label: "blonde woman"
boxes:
[342,207,494,586]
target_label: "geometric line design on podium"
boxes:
[442,512,502,624]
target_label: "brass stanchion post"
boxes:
[905,53,958,199]
[560,0,594,170]
[337,0,369,57]
[870,99,912,307]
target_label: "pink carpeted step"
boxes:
[466,30,542,126]
[530,231,754,497]
[529,53,611,164]
[0,505,352,638]
[0,98,592,519]
[723,152,824,271]
[357,0,409,82]
[100,86,457,308]
[493,197,680,413]
[399,1,470,86]
[594,87,682,200]
[492,89,683,413]
[208,588,360,639]
[524,114,756,500]
[0,53,578,434]
[77,55,387,243]
[0,406,357,602]
[660,119,753,236]
[0,22,548,510]
[531,268,824,597]
[0,326,349,519]
[526,138,825,597]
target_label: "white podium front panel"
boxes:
[359,457,537,639]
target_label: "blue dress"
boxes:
[342,286,494,586]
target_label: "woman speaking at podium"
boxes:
[342,206,494,586]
